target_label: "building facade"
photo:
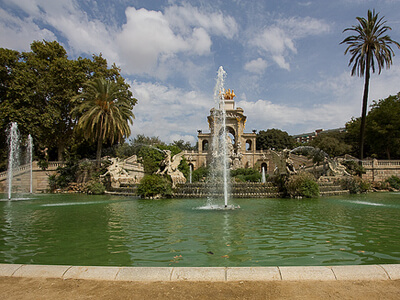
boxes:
[183,96,281,175]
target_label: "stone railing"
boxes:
[0,161,65,193]
[361,159,400,182]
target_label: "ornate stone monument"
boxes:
[156,150,187,188]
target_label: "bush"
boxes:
[137,175,172,198]
[340,176,370,194]
[231,168,262,182]
[192,166,209,182]
[385,176,400,190]
[87,181,105,195]
[285,172,319,198]
[55,160,79,188]
[48,174,57,192]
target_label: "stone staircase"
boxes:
[173,182,282,198]
[318,181,350,196]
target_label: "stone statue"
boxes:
[101,156,144,188]
[101,157,134,188]
[156,150,187,188]
[270,149,296,175]
[326,157,350,177]
[284,149,297,175]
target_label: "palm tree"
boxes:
[341,10,400,160]
[72,78,135,167]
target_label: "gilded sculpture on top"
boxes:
[223,88,236,100]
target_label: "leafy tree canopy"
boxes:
[0,40,134,169]
[309,131,351,157]
[256,129,294,151]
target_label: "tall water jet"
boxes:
[261,166,266,184]
[7,122,20,200]
[208,66,231,208]
[27,134,33,193]
[189,164,192,184]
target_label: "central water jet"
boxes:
[207,67,238,209]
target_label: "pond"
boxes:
[0,193,399,267]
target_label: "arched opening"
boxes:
[202,140,209,151]
[261,162,267,172]
[246,139,252,151]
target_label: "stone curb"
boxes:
[1,264,399,282]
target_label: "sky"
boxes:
[1,0,400,145]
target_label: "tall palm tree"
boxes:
[341,9,400,160]
[72,78,135,167]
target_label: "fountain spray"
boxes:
[27,134,33,194]
[210,66,230,207]
[7,122,20,200]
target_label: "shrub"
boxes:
[385,176,400,190]
[231,168,262,182]
[87,181,105,195]
[55,160,79,188]
[137,175,172,198]
[192,166,209,182]
[285,172,319,198]
[48,174,57,192]
[340,176,370,194]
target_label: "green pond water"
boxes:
[0,193,399,267]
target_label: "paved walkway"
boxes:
[1,263,400,281]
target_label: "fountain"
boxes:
[7,122,20,200]
[206,67,237,210]
[261,166,266,183]
[27,134,33,194]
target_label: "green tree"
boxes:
[341,10,400,159]
[345,93,400,159]
[0,41,133,165]
[309,131,351,157]
[345,117,362,157]
[72,78,136,167]
[366,93,400,159]
[256,129,294,151]
[170,139,195,151]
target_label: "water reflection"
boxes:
[0,193,399,267]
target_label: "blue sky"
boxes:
[1,0,400,145]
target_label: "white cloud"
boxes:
[164,3,238,38]
[117,5,234,76]
[0,8,56,51]
[1,1,235,79]
[0,0,118,60]
[244,58,268,74]
[249,16,331,70]
[239,63,400,135]
[129,81,213,144]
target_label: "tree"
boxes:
[72,78,136,167]
[170,139,195,151]
[345,93,400,159]
[309,131,351,157]
[0,41,133,165]
[256,129,294,151]
[366,93,400,159]
[341,10,400,159]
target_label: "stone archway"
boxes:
[246,139,252,151]
[202,140,209,151]
[261,162,267,172]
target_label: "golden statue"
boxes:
[223,89,236,100]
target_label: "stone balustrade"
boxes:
[361,159,400,182]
